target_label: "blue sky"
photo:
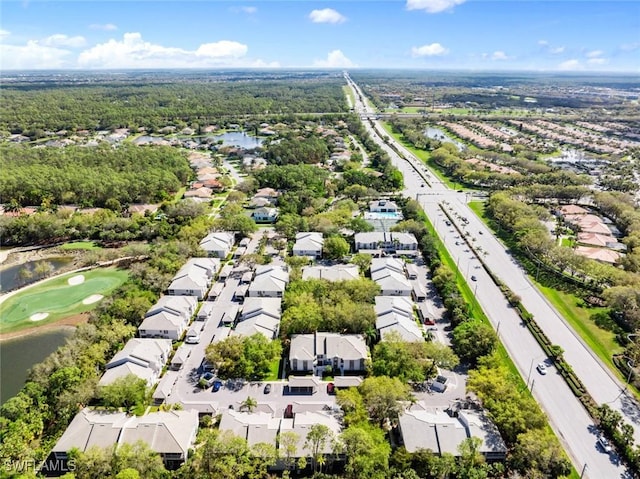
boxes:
[1,0,638,71]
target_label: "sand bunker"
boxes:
[68,275,85,286]
[30,312,49,321]
[82,294,104,305]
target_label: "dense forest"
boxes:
[0,144,192,207]
[0,76,349,134]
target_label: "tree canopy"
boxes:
[205,334,281,380]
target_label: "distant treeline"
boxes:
[0,144,192,207]
[0,78,349,134]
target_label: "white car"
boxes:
[185,334,200,344]
[536,363,547,375]
[597,436,613,453]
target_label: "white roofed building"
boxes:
[200,231,235,259]
[355,232,418,256]
[302,264,360,281]
[99,338,172,387]
[292,232,324,258]
[44,409,199,473]
[289,332,369,375]
[248,265,289,298]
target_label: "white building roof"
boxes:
[106,338,172,373]
[138,311,185,334]
[371,257,405,276]
[301,264,360,282]
[241,297,282,320]
[51,408,199,459]
[375,296,414,318]
[199,231,234,254]
[145,295,197,319]
[373,271,412,293]
[293,232,324,254]
[289,333,368,362]
[248,265,289,295]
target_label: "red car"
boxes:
[327,382,335,395]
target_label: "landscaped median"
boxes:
[0,267,128,334]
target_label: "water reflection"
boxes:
[0,257,73,293]
[0,328,73,404]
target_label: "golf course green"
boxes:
[0,267,128,334]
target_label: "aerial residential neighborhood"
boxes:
[1,36,639,479]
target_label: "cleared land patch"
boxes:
[0,268,128,334]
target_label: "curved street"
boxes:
[345,73,636,478]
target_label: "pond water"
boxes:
[209,131,264,149]
[424,127,466,151]
[0,257,73,293]
[0,328,73,404]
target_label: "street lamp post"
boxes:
[580,463,588,479]
[527,354,546,389]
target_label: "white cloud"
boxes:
[0,41,71,69]
[43,34,86,48]
[491,51,508,60]
[406,0,465,13]
[587,57,607,65]
[0,29,10,38]
[411,43,449,57]
[620,42,639,52]
[77,33,270,69]
[586,49,603,58]
[241,6,257,14]
[89,23,118,31]
[538,40,564,54]
[313,50,354,68]
[558,59,582,71]
[309,8,347,24]
[195,40,248,58]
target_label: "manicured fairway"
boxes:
[0,268,128,333]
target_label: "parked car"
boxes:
[212,380,222,392]
[264,383,272,394]
[185,334,200,344]
[536,363,547,375]
[284,404,293,418]
[327,382,335,395]
[597,435,613,453]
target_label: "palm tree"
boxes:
[240,396,258,413]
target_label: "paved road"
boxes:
[345,73,633,478]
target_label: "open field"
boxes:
[0,267,128,333]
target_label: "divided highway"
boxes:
[345,73,636,478]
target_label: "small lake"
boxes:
[0,257,73,293]
[209,131,264,149]
[0,328,73,404]
[424,127,466,151]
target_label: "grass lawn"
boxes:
[535,283,621,369]
[59,241,102,251]
[560,237,574,248]
[265,358,281,381]
[467,200,485,218]
[0,267,128,333]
